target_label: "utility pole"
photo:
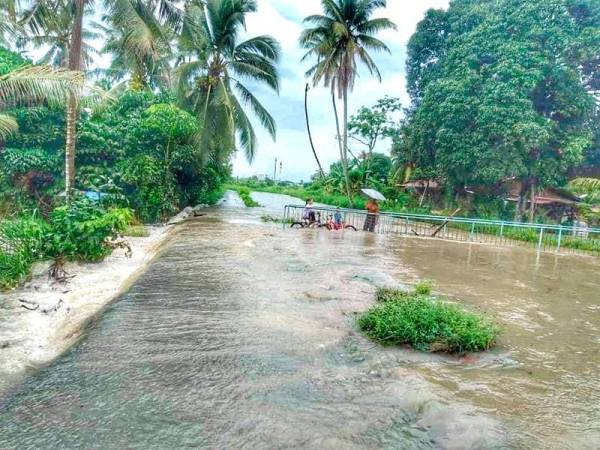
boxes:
[279,160,283,180]
[273,157,277,181]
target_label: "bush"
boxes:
[118,155,178,222]
[358,285,500,353]
[46,199,133,261]
[0,216,49,289]
[0,199,133,289]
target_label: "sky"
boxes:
[233,0,450,182]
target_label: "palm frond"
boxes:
[234,80,276,139]
[0,113,18,140]
[230,92,257,162]
[235,35,281,61]
[230,59,279,91]
[357,17,397,35]
[0,65,84,108]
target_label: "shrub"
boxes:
[46,199,133,261]
[118,155,178,222]
[414,279,433,295]
[0,199,134,289]
[358,285,500,353]
[0,216,49,289]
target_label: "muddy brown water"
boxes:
[0,192,599,449]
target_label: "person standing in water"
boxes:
[363,198,380,232]
[303,198,316,224]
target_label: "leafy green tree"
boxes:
[175,0,280,163]
[348,96,401,180]
[5,0,180,196]
[402,0,600,221]
[300,0,396,205]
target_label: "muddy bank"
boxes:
[0,223,179,393]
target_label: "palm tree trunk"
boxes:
[64,0,84,198]
[331,90,344,159]
[305,84,324,178]
[332,90,352,206]
[342,85,353,207]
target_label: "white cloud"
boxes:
[234,0,450,181]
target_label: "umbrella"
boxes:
[361,188,386,201]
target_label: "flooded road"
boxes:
[1,192,599,449]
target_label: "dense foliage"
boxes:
[2,87,230,222]
[0,199,132,289]
[399,0,600,201]
[358,282,500,353]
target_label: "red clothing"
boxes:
[366,201,379,214]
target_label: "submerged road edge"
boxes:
[0,218,184,395]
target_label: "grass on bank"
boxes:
[226,185,261,207]
[123,225,150,238]
[358,281,500,353]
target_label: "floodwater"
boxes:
[1,192,599,449]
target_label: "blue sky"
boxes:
[233,0,450,181]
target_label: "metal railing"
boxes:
[283,205,600,256]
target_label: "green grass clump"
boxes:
[358,284,500,353]
[227,186,260,207]
[124,225,150,237]
[260,214,292,224]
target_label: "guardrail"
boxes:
[283,205,600,255]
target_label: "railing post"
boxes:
[470,222,475,241]
[537,228,544,250]
[557,227,562,253]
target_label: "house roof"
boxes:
[506,184,582,205]
[400,179,441,189]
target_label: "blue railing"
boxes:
[283,205,600,255]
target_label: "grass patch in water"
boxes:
[358,281,500,353]
[226,185,261,207]
[260,214,293,224]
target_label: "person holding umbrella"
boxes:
[361,189,385,232]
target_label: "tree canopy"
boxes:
[400,0,600,195]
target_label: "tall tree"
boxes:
[403,0,600,221]
[304,83,325,177]
[300,0,396,204]
[62,0,84,196]
[9,0,182,195]
[348,95,401,180]
[175,0,280,162]
[15,1,99,68]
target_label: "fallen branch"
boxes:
[107,237,132,258]
[49,256,75,283]
[431,208,461,238]
[19,298,64,314]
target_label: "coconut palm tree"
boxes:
[9,0,181,196]
[174,0,280,162]
[0,64,83,140]
[15,1,100,69]
[300,0,396,204]
[93,14,171,90]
